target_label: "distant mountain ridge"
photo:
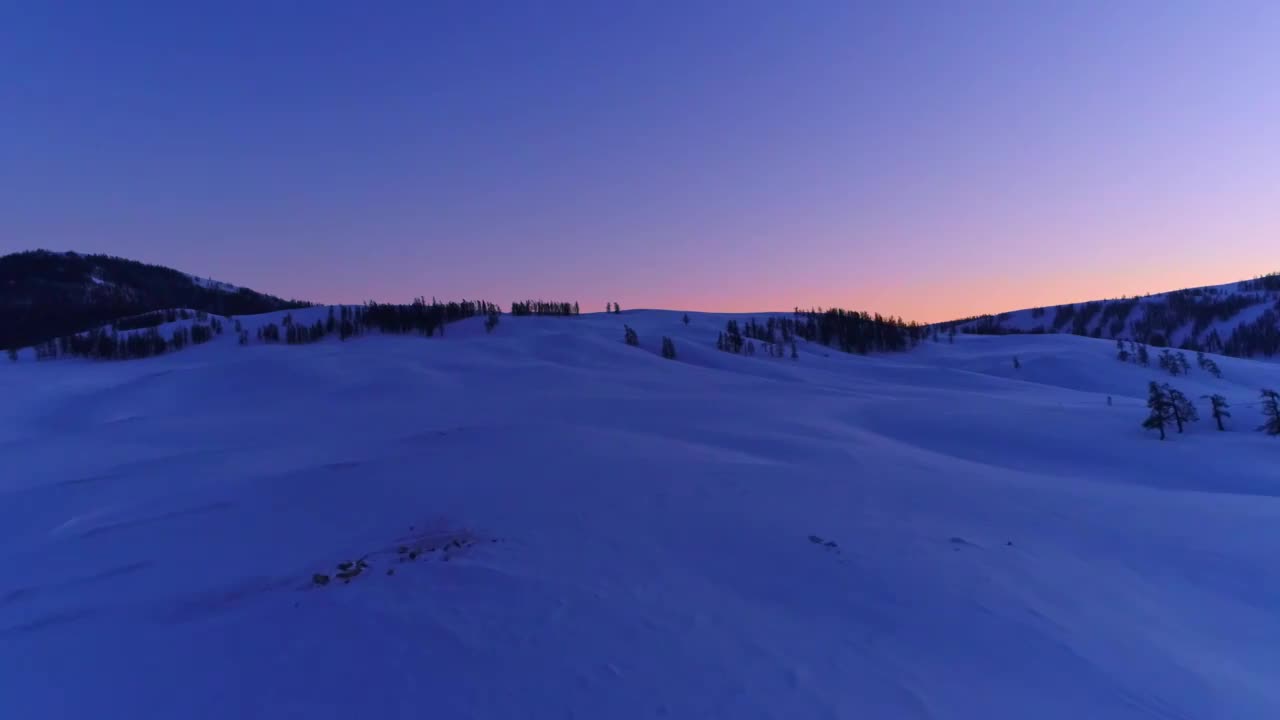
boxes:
[0,250,310,350]
[941,274,1280,358]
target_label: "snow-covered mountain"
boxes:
[0,249,309,351]
[3,308,1280,718]
[943,274,1280,359]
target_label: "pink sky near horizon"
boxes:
[4,2,1278,323]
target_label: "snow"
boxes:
[3,310,1280,718]
[952,278,1280,351]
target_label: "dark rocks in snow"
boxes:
[312,574,330,586]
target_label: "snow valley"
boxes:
[3,292,1280,718]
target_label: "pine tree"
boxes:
[1116,338,1130,362]
[484,311,500,333]
[682,313,690,326]
[1143,381,1173,440]
[947,326,956,344]
[1260,389,1280,436]
[661,336,677,359]
[1164,384,1197,433]
[1158,349,1178,375]
[1012,355,1020,369]
[624,325,639,347]
[1196,351,1222,378]
[746,340,755,356]
[327,307,336,333]
[1203,394,1230,431]
[573,302,580,315]
[1137,344,1150,366]
[1175,351,1191,376]
[717,332,726,352]
[791,341,798,360]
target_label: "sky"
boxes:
[2,1,1277,322]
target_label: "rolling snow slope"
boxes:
[946,275,1280,358]
[2,310,1280,719]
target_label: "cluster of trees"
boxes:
[606,302,622,314]
[623,325,639,346]
[113,308,192,332]
[952,279,1280,359]
[510,300,579,316]
[25,317,227,361]
[715,310,918,358]
[1143,385,1280,439]
[0,250,309,351]
[361,298,498,337]
[796,308,924,354]
[1116,341,1224,379]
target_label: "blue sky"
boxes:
[3,1,1277,319]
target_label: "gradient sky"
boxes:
[2,1,1277,321]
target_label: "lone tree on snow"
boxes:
[661,336,677,359]
[623,325,639,347]
[790,341,798,360]
[1260,389,1280,436]
[1116,339,1130,363]
[1158,349,1179,375]
[1164,384,1197,433]
[1012,355,1021,369]
[682,313,690,326]
[484,310,500,333]
[1136,344,1150,366]
[1203,394,1230,431]
[1143,382,1174,440]
[1175,351,1191,375]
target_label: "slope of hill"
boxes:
[3,310,1279,719]
[944,274,1280,358]
[0,250,310,350]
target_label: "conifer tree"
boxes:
[1143,381,1173,440]
[746,340,755,356]
[1116,338,1130,362]
[484,311,500,333]
[614,303,622,314]
[1196,351,1222,378]
[791,341,798,360]
[624,325,639,347]
[661,336,677,359]
[1164,384,1197,433]
[1137,344,1150,366]
[574,302,580,315]
[947,326,956,344]
[1203,394,1230,431]
[1260,389,1280,436]
[682,313,690,326]
[1175,351,1191,376]
[1012,355,1020,369]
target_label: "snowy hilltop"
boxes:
[941,274,1280,359]
[3,304,1280,719]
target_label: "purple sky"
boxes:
[3,2,1277,321]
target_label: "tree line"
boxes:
[1144,384,1279,439]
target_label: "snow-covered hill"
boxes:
[945,274,1280,359]
[3,310,1280,718]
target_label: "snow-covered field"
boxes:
[3,310,1279,719]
